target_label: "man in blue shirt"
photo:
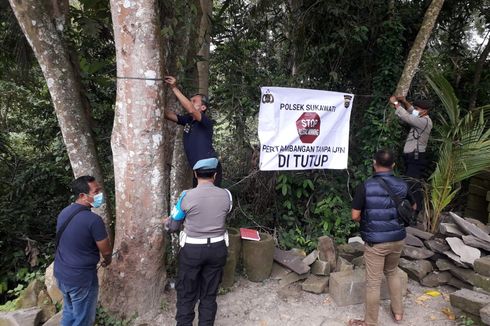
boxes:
[54,175,112,326]
[164,76,222,186]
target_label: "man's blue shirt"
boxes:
[177,113,217,167]
[54,203,107,287]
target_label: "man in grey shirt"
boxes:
[389,95,433,214]
[164,157,232,326]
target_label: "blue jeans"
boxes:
[57,279,98,326]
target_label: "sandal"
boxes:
[347,320,368,326]
[390,309,403,323]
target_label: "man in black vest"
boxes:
[348,149,415,326]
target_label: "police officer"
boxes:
[389,95,433,215]
[164,157,232,326]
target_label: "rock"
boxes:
[449,266,477,286]
[317,236,337,270]
[302,250,319,266]
[277,283,303,303]
[465,218,490,234]
[481,304,490,326]
[448,277,473,290]
[405,233,424,247]
[462,235,490,252]
[271,262,291,280]
[351,256,365,267]
[420,271,452,287]
[42,311,62,326]
[436,258,455,271]
[329,268,408,306]
[301,275,329,294]
[451,212,490,242]
[444,250,471,268]
[37,290,56,322]
[337,243,364,262]
[335,257,354,272]
[401,245,434,260]
[274,248,310,275]
[0,307,42,326]
[45,263,63,305]
[398,258,433,281]
[279,271,309,287]
[450,288,490,317]
[16,279,44,309]
[406,226,433,240]
[425,238,451,254]
[475,257,490,277]
[348,236,364,244]
[472,273,490,293]
[446,237,481,265]
[439,223,464,237]
[311,260,330,276]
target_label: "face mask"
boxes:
[91,193,104,208]
[411,110,420,117]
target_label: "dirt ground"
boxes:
[136,276,459,326]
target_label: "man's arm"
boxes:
[164,110,178,123]
[396,96,414,113]
[351,184,365,223]
[96,238,113,267]
[164,76,202,122]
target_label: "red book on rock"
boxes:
[240,228,260,241]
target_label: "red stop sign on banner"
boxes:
[296,112,321,143]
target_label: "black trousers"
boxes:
[176,241,228,326]
[403,152,429,214]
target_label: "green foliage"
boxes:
[274,171,358,251]
[95,307,135,326]
[427,72,490,232]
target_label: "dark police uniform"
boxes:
[167,158,232,326]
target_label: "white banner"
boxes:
[258,87,354,171]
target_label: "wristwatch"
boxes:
[393,101,399,105]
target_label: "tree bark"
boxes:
[468,37,490,110]
[8,0,112,227]
[197,0,212,95]
[101,0,167,317]
[395,0,445,96]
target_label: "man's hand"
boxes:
[389,96,398,109]
[163,216,171,231]
[164,76,177,88]
[101,255,112,267]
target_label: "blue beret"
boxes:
[193,158,218,170]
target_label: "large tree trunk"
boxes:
[8,0,112,227]
[395,0,445,95]
[101,0,167,317]
[196,0,212,94]
[468,37,490,110]
[160,0,195,206]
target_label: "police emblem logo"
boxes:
[261,91,274,104]
[343,95,353,108]
[184,123,191,133]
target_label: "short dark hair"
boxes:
[195,169,216,179]
[412,100,432,110]
[190,93,209,109]
[374,149,394,168]
[71,175,95,197]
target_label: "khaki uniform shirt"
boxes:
[181,183,232,238]
[395,106,432,153]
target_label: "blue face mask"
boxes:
[411,110,420,117]
[91,193,104,208]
